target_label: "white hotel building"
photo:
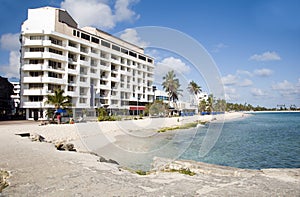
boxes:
[20,7,155,120]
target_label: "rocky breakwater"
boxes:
[150,157,300,196]
[0,169,10,193]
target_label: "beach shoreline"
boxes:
[1,111,299,196]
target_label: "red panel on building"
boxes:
[129,106,146,110]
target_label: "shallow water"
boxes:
[181,112,300,169]
[96,112,300,170]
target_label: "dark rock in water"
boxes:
[63,143,76,151]
[55,141,64,150]
[97,157,119,165]
[30,133,45,142]
[15,133,30,137]
[98,156,107,162]
[108,159,119,165]
[55,141,76,151]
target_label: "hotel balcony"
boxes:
[23,77,43,83]
[24,51,43,59]
[23,89,44,95]
[66,91,78,97]
[100,65,110,71]
[22,64,44,71]
[43,52,66,62]
[66,46,79,53]
[23,39,43,46]
[67,68,78,75]
[23,101,43,108]
[79,60,90,67]
[43,77,66,84]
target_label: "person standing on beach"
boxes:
[57,113,61,124]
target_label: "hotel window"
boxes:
[101,40,110,48]
[29,83,43,89]
[68,41,77,48]
[49,60,62,69]
[91,68,97,74]
[91,37,99,44]
[30,36,44,40]
[29,59,44,64]
[80,77,87,82]
[80,67,87,75]
[68,53,77,62]
[112,44,120,52]
[29,71,43,77]
[49,48,63,55]
[79,98,86,103]
[121,48,128,55]
[80,87,86,95]
[138,55,146,61]
[129,51,137,58]
[29,96,43,102]
[48,84,61,92]
[80,55,87,61]
[81,33,90,41]
[80,46,88,53]
[49,37,62,46]
[68,64,76,70]
[29,47,44,52]
[68,86,74,91]
[48,72,62,79]
[91,48,98,54]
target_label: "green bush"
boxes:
[168,168,195,176]
[135,170,147,175]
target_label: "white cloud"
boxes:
[251,88,268,96]
[0,51,20,78]
[211,42,228,53]
[224,86,239,101]
[0,33,21,78]
[272,80,300,97]
[236,69,253,77]
[254,68,273,77]
[239,79,253,87]
[249,51,281,61]
[114,0,140,22]
[154,57,191,81]
[0,33,20,51]
[60,0,139,29]
[221,74,238,86]
[119,28,149,47]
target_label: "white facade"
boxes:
[20,7,155,120]
[10,81,21,109]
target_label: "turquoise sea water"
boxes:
[96,112,300,170]
[180,112,300,169]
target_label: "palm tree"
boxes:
[45,88,72,110]
[187,80,202,95]
[162,70,182,105]
[207,94,214,114]
[199,99,207,113]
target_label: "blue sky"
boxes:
[0,0,299,108]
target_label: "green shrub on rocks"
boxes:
[135,170,147,175]
[157,122,198,132]
[168,168,196,176]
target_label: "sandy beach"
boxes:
[1,112,299,196]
